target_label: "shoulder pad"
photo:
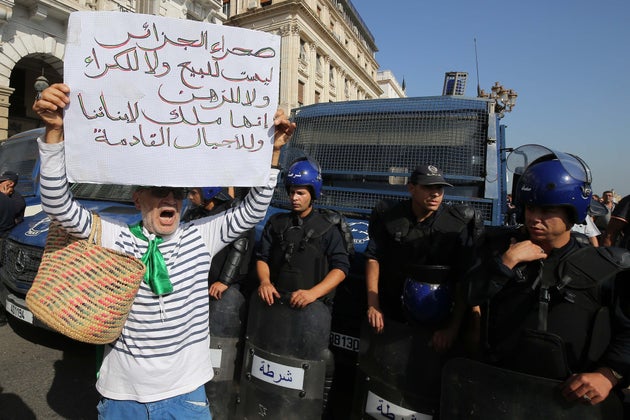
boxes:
[269,212,292,231]
[319,208,341,224]
[571,231,592,247]
[559,246,630,289]
[317,208,355,255]
[269,211,291,223]
[437,204,483,240]
[596,246,630,270]
[447,204,476,223]
[368,199,407,237]
[376,198,399,214]
[369,199,400,222]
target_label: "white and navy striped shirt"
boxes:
[38,139,278,402]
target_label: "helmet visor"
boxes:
[507,144,591,183]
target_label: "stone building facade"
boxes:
[377,70,406,99]
[0,0,388,139]
[223,0,383,112]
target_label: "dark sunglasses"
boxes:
[147,187,187,200]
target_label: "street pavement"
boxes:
[0,316,98,419]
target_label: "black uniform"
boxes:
[466,227,630,383]
[365,200,481,322]
[257,209,350,305]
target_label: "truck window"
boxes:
[0,130,41,198]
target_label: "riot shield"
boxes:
[352,318,439,419]
[205,287,246,420]
[236,295,332,420]
[440,358,624,419]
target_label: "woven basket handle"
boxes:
[88,213,102,246]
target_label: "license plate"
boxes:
[330,331,360,352]
[5,298,34,324]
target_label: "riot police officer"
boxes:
[257,158,350,309]
[365,164,481,349]
[356,164,482,417]
[237,158,351,420]
[464,145,630,413]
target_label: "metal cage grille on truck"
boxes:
[274,96,504,225]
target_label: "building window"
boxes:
[316,53,322,75]
[261,0,271,6]
[222,0,230,16]
[298,80,305,106]
[329,65,334,83]
[315,91,320,103]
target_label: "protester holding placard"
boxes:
[33,83,295,419]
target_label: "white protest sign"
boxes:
[63,11,280,187]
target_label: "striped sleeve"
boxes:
[38,139,92,239]
[199,169,279,256]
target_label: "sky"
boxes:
[352,0,630,198]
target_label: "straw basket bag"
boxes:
[26,213,145,344]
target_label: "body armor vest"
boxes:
[372,201,478,321]
[489,242,630,379]
[376,202,476,287]
[268,210,344,303]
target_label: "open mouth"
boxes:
[159,209,176,223]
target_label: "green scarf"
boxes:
[128,222,173,296]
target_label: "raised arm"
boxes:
[272,109,295,166]
[199,109,295,255]
[32,84,92,238]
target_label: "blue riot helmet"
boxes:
[201,187,222,201]
[401,265,453,324]
[199,187,232,204]
[285,157,323,200]
[508,145,592,224]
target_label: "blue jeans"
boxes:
[97,385,212,420]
